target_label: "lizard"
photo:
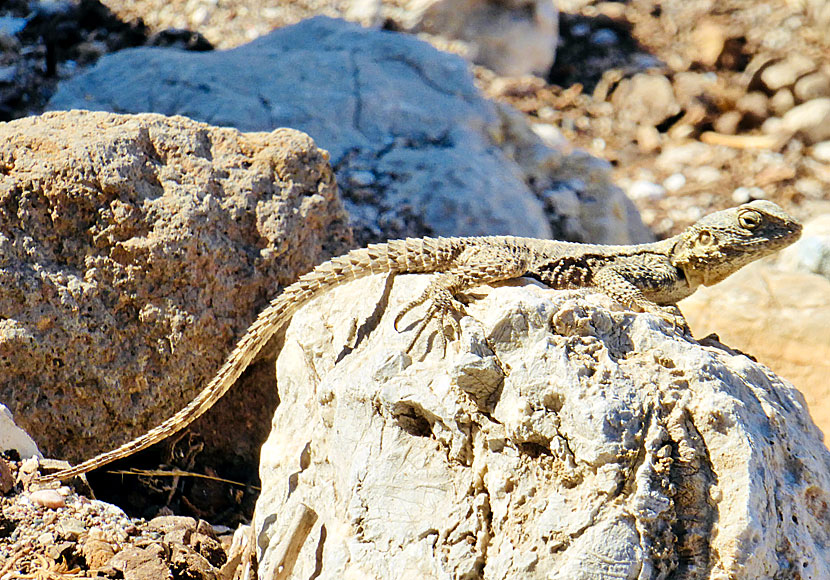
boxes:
[38,199,802,482]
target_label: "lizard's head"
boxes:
[671,200,802,287]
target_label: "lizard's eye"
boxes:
[697,230,714,246]
[738,210,762,230]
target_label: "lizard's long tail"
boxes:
[40,237,468,482]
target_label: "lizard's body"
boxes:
[40,200,802,482]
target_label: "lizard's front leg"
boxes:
[395,248,529,352]
[591,266,690,332]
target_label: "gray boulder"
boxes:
[48,16,647,246]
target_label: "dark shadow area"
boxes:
[549,8,660,92]
[0,0,211,121]
[80,354,279,525]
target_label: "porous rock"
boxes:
[47,16,647,246]
[0,110,351,464]
[253,276,830,578]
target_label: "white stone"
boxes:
[531,122,568,150]
[253,275,830,578]
[663,173,686,192]
[627,179,666,201]
[0,403,40,458]
[47,17,648,245]
[687,165,722,184]
[759,55,816,91]
[811,140,830,163]
[732,186,766,204]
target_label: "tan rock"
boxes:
[770,87,796,115]
[690,21,728,68]
[781,97,830,144]
[714,110,742,135]
[681,262,830,438]
[759,55,817,92]
[394,0,559,76]
[794,72,830,102]
[611,73,681,128]
[736,91,769,126]
[0,110,352,466]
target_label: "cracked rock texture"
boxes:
[0,110,351,464]
[47,16,648,247]
[254,276,830,579]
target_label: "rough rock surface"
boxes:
[0,110,351,465]
[682,214,830,438]
[47,16,649,247]
[253,276,830,578]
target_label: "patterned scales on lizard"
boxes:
[39,200,802,482]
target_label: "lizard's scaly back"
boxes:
[41,237,472,481]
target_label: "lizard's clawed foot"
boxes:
[395,286,469,353]
[652,305,691,335]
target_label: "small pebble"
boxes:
[590,29,618,46]
[811,141,830,163]
[795,178,823,198]
[30,489,66,509]
[731,186,765,203]
[20,458,39,474]
[663,173,686,192]
[347,170,375,187]
[687,166,722,184]
[570,22,591,37]
[531,123,568,149]
[627,180,666,201]
[36,531,55,545]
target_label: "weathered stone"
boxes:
[82,538,117,570]
[690,21,728,68]
[0,110,351,465]
[47,17,647,246]
[254,275,830,578]
[689,21,745,70]
[781,97,830,144]
[109,545,173,580]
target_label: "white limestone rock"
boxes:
[0,403,40,458]
[253,276,830,579]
